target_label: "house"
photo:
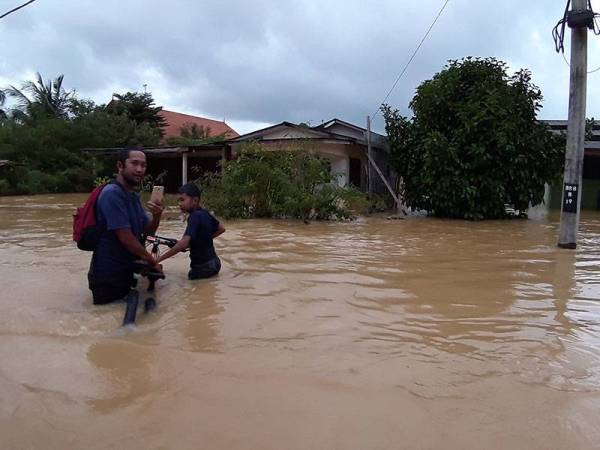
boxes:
[136,110,238,191]
[543,119,600,210]
[88,116,396,196]
[227,119,395,194]
[158,110,239,141]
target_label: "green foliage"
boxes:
[586,117,596,141]
[0,89,7,120]
[165,123,226,146]
[198,143,367,221]
[140,170,168,193]
[382,57,564,220]
[5,73,74,121]
[0,77,165,195]
[106,92,167,134]
[93,176,110,187]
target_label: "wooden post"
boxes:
[366,152,401,208]
[182,152,188,185]
[367,116,372,197]
[558,0,589,249]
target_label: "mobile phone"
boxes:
[150,185,164,204]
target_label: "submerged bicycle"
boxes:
[122,234,179,326]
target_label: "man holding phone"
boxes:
[88,148,165,305]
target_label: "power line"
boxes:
[371,0,451,119]
[0,0,37,20]
[561,51,600,74]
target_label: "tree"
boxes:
[106,91,167,134]
[165,123,227,146]
[5,73,73,120]
[0,89,7,120]
[382,57,564,220]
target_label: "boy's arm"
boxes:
[157,235,191,263]
[213,223,225,238]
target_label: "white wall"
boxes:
[330,156,349,187]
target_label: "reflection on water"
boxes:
[2,194,600,449]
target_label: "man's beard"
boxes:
[122,173,141,189]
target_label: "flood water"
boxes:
[2,194,600,449]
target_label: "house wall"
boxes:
[549,181,600,210]
[548,154,600,210]
[329,156,349,186]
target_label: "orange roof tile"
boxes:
[159,110,239,140]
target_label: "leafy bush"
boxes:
[198,143,368,221]
[382,57,564,220]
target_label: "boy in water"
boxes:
[157,183,225,279]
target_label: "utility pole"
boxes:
[367,116,372,197]
[558,0,589,249]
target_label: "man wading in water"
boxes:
[88,149,164,305]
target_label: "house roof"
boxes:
[315,118,386,139]
[229,119,388,150]
[228,121,344,142]
[81,142,227,157]
[159,110,239,140]
[542,119,600,141]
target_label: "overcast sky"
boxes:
[1,0,600,134]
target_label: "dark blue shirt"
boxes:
[184,208,220,266]
[89,183,149,286]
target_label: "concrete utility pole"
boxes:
[558,0,589,249]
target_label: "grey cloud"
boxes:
[1,0,599,132]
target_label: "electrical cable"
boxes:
[553,0,600,53]
[0,0,37,20]
[561,51,600,74]
[554,1,600,73]
[552,0,571,53]
[371,0,450,120]
[588,0,600,35]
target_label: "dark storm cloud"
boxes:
[1,0,599,133]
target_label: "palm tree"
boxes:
[0,89,7,120]
[5,73,73,119]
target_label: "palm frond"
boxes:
[5,84,32,110]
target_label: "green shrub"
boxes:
[198,144,368,221]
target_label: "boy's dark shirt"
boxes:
[184,208,220,266]
[89,182,149,286]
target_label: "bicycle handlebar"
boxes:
[144,234,178,248]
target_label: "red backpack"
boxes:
[73,183,109,251]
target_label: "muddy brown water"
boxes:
[2,194,600,449]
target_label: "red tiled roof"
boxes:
[159,110,239,140]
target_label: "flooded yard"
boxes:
[2,194,600,449]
